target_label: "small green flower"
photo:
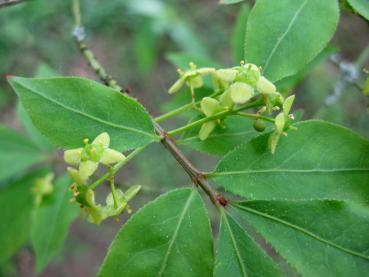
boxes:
[268,95,296,154]
[31,173,54,206]
[198,97,225,141]
[168,62,215,94]
[236,63,261,86]
[64,132,125,184]
[77,185,141,225]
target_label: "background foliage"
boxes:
[0,0,369,276]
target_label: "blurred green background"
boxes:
[0,0,368,276]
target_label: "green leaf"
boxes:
[17,103,54,152]
[0,125,44,182]
[244,0,339,82]
[0,170,45,264]
[347,0,369,20]
[31,175,79,273]
[211,120,369,202]
[134,21,159,74]
[9,77,158,151]
[215,211,282,277]
[232,4,250,63]
[233,200,369,276]
[178,116,265,156]
[99,188,214,276]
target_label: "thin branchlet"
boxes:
[0,0,27,8]
[71,0,129,94]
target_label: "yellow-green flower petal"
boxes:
[199,121,216,141]
[64,148,83,166]
[229,82,254,104]
[92,132,110,148]
[275,112,285,134]
[189,75,203,88]
[256,76,276,95]
[100,148,126,165]
[124,185,141,201]
[168,78,185,94]
[283,95,295,115]
[216,69,238,83]
[79,160,99,181]
[67,167,86,184]
[268,131,280,155]
[200,97,222,117]
[219,89,233,108]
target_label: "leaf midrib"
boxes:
[212,167,369,177]
[157,189,195,276]
[263,0,309,74]
[233,203,369,261]
[16,81,156,139]
[222,212,247,277]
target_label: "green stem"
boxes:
[237,112,275,123]
[167,98,264,136]
[89,146,146,190]
[355,43,369,69]
[109,175,118,209]
[72,0,82,27]
[155,91,222,122]
[71,0,127,93]
[155,104,195,122]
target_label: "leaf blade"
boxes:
[9,77,158,151]
[0,125,44,182]
[215,211,282,277]
[98,188,214,277]
[31,175,79,272]
[212,120,369,202]
[245,0,339,82]
[233,200,369,276]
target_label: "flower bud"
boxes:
[253,119,266,132]
[229,82,254,104]
[199,121,216,141]
[256,76,276,95]
[200,97,222,117]
[64,148,83,166]
[31,173,54,206]
[216,69,238,83]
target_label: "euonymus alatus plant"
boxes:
[1,0,369,276]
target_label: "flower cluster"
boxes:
[64,132,140,224]
[168,61,296,153]
[31,173,54,206]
